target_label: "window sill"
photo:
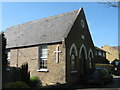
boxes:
[37,69,49,72]
[70,71,77,73]
[6,68,10,71]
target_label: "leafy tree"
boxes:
[1,32,7,71]
[98,1,120,7]
[1,32,7,87]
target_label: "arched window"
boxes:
[79,44,87,75]
[79,44,87,59]
[69,43,78,72]
[88,49,94,69]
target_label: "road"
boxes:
[74,76,120,89]
[103,76,120,88]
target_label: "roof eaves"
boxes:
[6,40,62,49]
[95,46,106,52]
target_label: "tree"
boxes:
[1,32,7,71]
[1,32,8,87]
[98,2,120,7]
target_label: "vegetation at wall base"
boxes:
[29,76,40,88]
[3,62,30,88]
[20,62,30,84]
[2,32,7,70]
[95,64,114,73]
[1,32,8,87]
[4,81,30,88]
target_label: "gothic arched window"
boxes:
[69,43,78,72]
[88,49,94,69]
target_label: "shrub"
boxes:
[29,76,40,88]
[20,62,30,84]
[11,67,21,82]
[5,81,30,88]
[95,64,114,73]
[3,67,21,84]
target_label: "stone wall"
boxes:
[9,43,66,86]
[65,8,95,83]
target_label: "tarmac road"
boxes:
[74,76,120,89]
[103,76,120,88]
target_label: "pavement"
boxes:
[103,76,120,88]
[74,76,120,90]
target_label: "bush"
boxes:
[11,67,21,82]
[5,81,30,88]
[95,64,114,73]
[20,62,30,84]
[3,63,30,85]
[29,76,40,88]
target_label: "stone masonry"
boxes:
[101,45,119,62]
[10,42,66,86]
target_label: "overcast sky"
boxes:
[1,2,118,47]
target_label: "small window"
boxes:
[103,52,106,57]
[81,20,85,28]
[7,50,10,66]
[95,51,97,55]
[98,51,102,56]
[38,45,48,71]
[115,61,119,66]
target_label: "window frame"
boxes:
[37,45,48,72]
[81,19,85,28]
[6,50,11,66]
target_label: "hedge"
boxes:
[29,76,40,88]
[95,64,114,73]
[5,81,30,88]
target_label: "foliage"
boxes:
[1,32,7,71]
[100,69,109,78]
[1,32,7,87]
[3,62,30,86]
[20,62,30,84]
[95,64,114,73]
[10,67,22,82]
[95,56,109,64]
[29,76,40,88]
[98,2,120,7]
[5,81,30,88]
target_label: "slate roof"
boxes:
[95,46,106,52]
[5,8,82,48]
[112,46,120,52]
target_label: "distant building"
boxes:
[101,45,120,62]
[95,46,106,58]
[95,46,109,64]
